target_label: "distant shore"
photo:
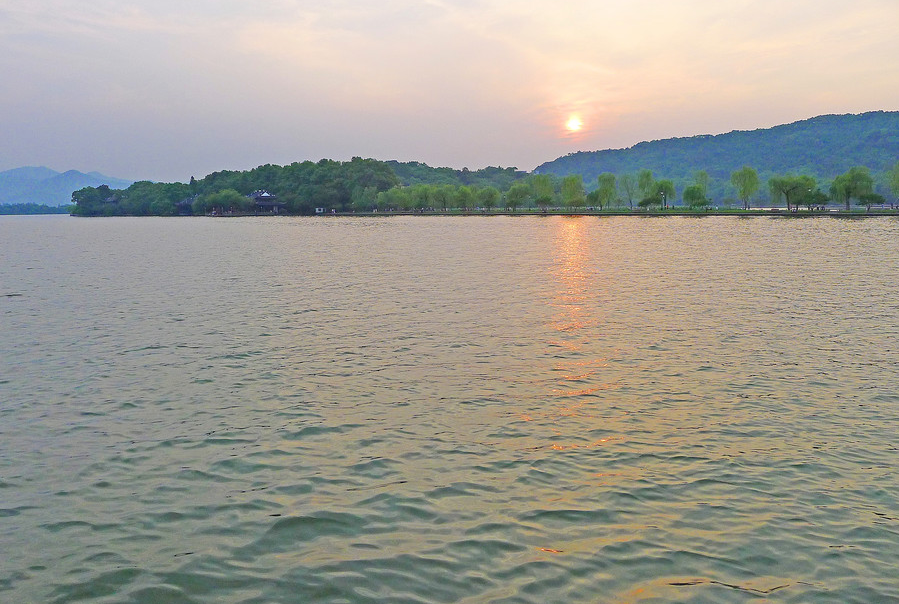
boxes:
[206,208,899,218]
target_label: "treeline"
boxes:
[72,157,400,217]
[354,163,899,213]
[386,161,528,189]
[0,203,73,215]
[70,157,899,217]
[70,158,530,217]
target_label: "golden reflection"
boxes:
[537,217,622,450]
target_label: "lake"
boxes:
[2,214,898,603]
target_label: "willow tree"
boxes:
[694,170,710,198]
[890,161,899,203]
[731,166,760,210]
[505,183,530,212]
[638,169,655,199]
[478,186,500,211]
[831,166,874,211]
[619,173,637,209]
[769,174,815,212]
[561,174,585,209]
[596,173,617,210]
[683,184,708,209]
[530,174,555,209]
[454,185,475,211]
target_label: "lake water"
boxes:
[2,214,898,603]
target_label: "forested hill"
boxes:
[535,111,899,183]
[386,161,528,189]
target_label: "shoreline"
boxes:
[205,208,899,218]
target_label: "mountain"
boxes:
[535,111,899,194]
[0,167,134,206]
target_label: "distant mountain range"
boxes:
[536,111,899,190]
[0,167,134,207]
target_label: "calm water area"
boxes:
[2,214,898,603]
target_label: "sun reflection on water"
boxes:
[529,217,626,451]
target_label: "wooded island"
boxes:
[70,112,899,217]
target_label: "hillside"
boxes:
[386,161,528,189]
[535,111,899,194]
[0,167,134,206]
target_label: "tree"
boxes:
[505,183,530,211]
[619,173,637,209]
[352,185,378,212]
[731,166,760,210]
[478,186,500,211]
[769,174,815,212]
[858,192,886,212]
[638,196,661,210]
[683,184,709,209]
[561,174,585,209]
[801,189,828,211]
[377,187,410,211]
[890,161,899,204]
[530,174,554,207]
[410,184,430,210]
[596,173,616,210]
[694,170,710,198]
[654,180,675,209]
[637,169,655,198]
[455,185,475,211]
[205,189,248,213]
[830,166,874,211]
[429,184,454,212]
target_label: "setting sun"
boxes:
[565,115,584,132]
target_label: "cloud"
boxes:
[1,0,897,179]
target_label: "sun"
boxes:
[565,115,583,132]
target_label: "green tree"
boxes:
[455,185,475,210]
[505,183,530,211]
[352,185,378,212]
[654,179,675,209]
[769,175,815,212]
[71,185,114,216]
[683,184,708,209]
[561,174,585,209]
[530,174,554,206]
[377,187,410,211]
[429,184,454,212]
[830,166,874,211]
[694,170,710,198]
[638,196,661,210]
[858,192,886,212]
[800,189,828,211]
[478,186,500,211]
[889,161,899,204]
[410,184,430,210]
[596,173,616,210]
[638,169,655,198]
[731,166,760,210]
[205,189,248,213]
[619,173,637,209]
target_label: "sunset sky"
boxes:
[2,0,898,182]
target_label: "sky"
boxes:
[2,0,898,182]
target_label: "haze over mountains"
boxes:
[3,111,897,210]
[0,167,133,207]
[536,111,899,186]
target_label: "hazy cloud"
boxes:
[1,0,897,180]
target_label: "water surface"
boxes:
[2,215,898,603]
